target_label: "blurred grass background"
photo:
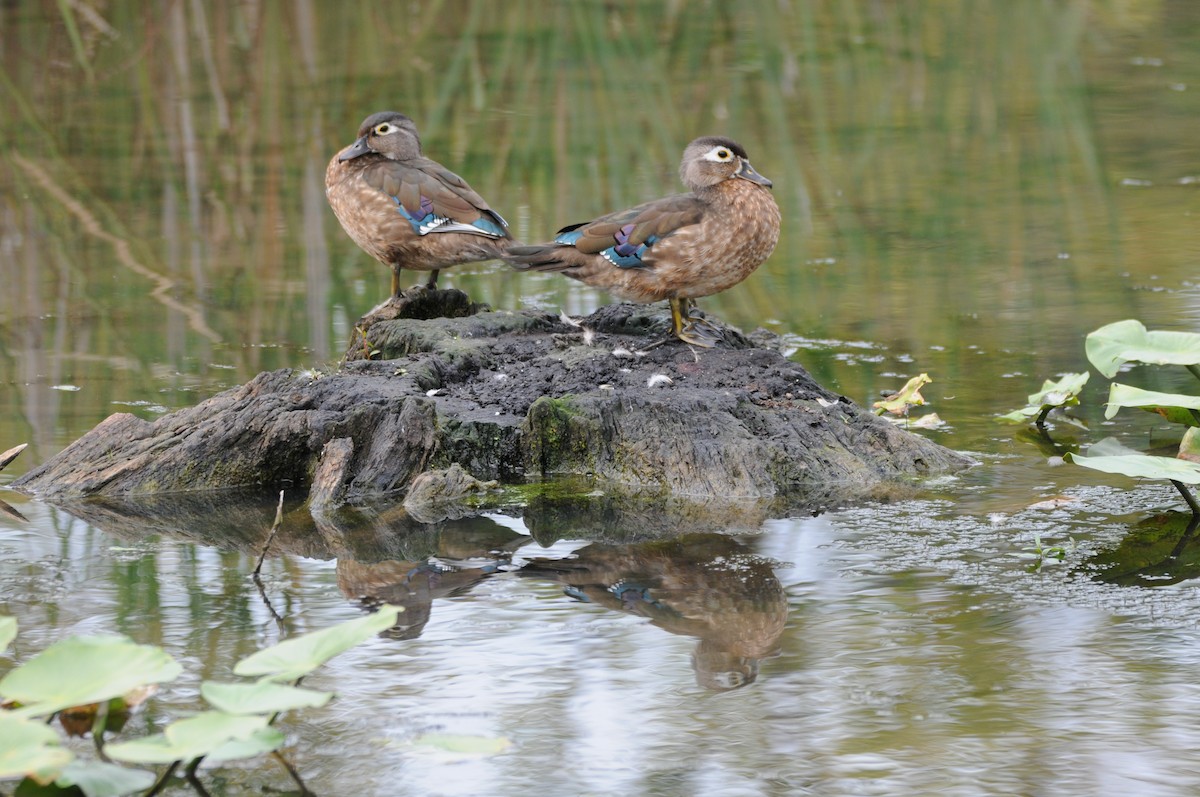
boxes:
[1,0,1198,467]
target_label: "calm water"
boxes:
[3,1,1200,794]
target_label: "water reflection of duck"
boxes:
[504,137,780,347]
[519,534,788,690]
[325,111,514,300]
[332,516,527,640]
[338,558,501,640]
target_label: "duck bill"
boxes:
[337,136,373,162]
[735,160,773,188]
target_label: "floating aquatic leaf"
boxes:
[1086,319,1200,378]
[0,615,14,653]
[410,733,512,756]
[106,711,272,764]
[200,680,333,715]
[1027,496,1080,510]
[102,735,183,766]
[0,635,181,719]
[999,372,1090,423]
[0,713,71,782]
[879,411,945,429]
[1029,372,1090,406]
[203,727,287,763]
[233,605,401,681]
[1068,443,1200,485]
[165,711,268,750]
[55,760,156,797]
[873,373,931,415]
[906,412,945,429]
[1104,383,1200,425]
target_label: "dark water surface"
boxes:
[3,2,1200,795]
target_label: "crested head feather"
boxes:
[679,135,760,191]
[686,136,749,160]
[357,111,418,138]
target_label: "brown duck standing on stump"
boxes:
[325,111,513,300]
[504,136,781,347]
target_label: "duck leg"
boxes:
[670,297,725,347]
[389,265,442,298]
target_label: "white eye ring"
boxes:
[703,146,734,162]
[716,149,730,159]
[375,123,393,135]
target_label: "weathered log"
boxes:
[0,443,27,473]
[12,295,973,512]
[310,438,356,510]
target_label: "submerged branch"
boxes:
[252,491,287,627]
[254,491,285,577]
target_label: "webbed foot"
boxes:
[670,297,724,347]
[677,319,724,347]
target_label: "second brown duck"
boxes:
[505,136,781,347]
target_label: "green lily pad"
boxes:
[1027,371,1090,407]
[0,635,181,719]
[1068,438,1200,485]
[102,735,185,766]
[203,727,287,763]
[1105,383,1200,425]
[105,711,272,764]
[200,680,332,715]
[1,615,15,653]
[0,713,71,782]
[54,761,156,797]
[410,733,512,756]
[1000,372,1089,422]
[1086,319,1200,378]
[233,605,401,682]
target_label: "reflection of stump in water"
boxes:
[519,533,788,690]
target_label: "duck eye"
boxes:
[374,123,392,135]
[716,149,731,160]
